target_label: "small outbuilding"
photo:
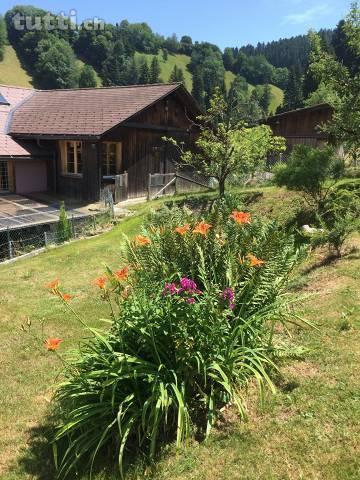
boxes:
[266,103,334,153]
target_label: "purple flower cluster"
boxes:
[162,277,202,304]
[222,287,235,310]
[178,278,202,295]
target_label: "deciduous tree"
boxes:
[165,88,285,196]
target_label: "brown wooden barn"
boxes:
[266,103,334,153]
[1,83,201,201]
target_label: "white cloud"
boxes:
[283,4,331,25]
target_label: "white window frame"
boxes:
[60,140,83,177]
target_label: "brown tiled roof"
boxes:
[9,83,182,138]
[0,85,35,156]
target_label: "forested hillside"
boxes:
[0,4,352,117]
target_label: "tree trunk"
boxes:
[218,178,226,197]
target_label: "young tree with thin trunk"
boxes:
[164,88,285,197]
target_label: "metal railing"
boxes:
[0,210,113,263]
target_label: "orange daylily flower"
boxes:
[230,211,251,224]
[135,235,151,246]
[46,279,59,291]
[247,254,265,267]
[114,266,129,281]
[44,337,62,351]
[61,293,73,302]
[95,276,107,289]
[174,224,190,235]
[193,222,212,236]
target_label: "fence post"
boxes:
[124,171,128,200]
[7,227,13,260]
[174,170,178,196]
[44,231,48,247]
[147,173,152,201]
[92,215,96,234]
[71,214,75,238]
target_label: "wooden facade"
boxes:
[266,103,333,153]
[50,89,199,201]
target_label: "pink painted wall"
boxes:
[15,160,47,194]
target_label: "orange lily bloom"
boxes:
[174,224,190,235]
[135,235,151,246]
[247,254,265,267]
[61,293,73,302]
[46,279,59,291]
[193,222,212,236]
[230,211,251,224]
[114,266,129,281]
[44,337,62,351]
[95,276,107,289]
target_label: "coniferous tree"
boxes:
[223,47,235,70]
[138,58,150,84]
[124,56,139,85]
[169,65,185,83]
[259,84,272,115]
[282,65,304,111]
[332,19,359,73]
[150,56,161,83]
[78,65,97,88]
[191,68,205,108]
[101,40,126,86]
[162,48,168,62]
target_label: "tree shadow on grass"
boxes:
[15,424,56,480]
[303,245,359,276]
[15,421,148,480]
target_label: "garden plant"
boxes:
[43,196,307,478]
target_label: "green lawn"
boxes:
[0,187,358,479]
[0,45,33,88]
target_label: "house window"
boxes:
[0,160,9,191]
[61,141,83,176]
[102,142,121,177]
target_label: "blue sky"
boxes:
[1,0,349,49]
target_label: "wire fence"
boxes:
[0,210,114,263]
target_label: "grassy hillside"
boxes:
[135,52,283,111]
[0,45,32,88]
[269,84,284,114]
[135,51,193,91]
[75,58,102,87]
[0,46,283,112]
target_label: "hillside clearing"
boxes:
[0,187,358,479]
[0,45,32,88]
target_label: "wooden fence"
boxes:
[112,169,213,203]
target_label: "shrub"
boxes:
[273,145,344,209]
[56,202,72,244]
[310,187,360,255]
[52,203,306,478]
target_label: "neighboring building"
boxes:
[266,103,334,154]
[0,83,201,200]
[0,85,52,195]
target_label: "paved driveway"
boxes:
[0,195,85,231]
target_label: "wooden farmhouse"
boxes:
[0,83,201,201]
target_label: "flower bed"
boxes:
[46,198,306,478]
